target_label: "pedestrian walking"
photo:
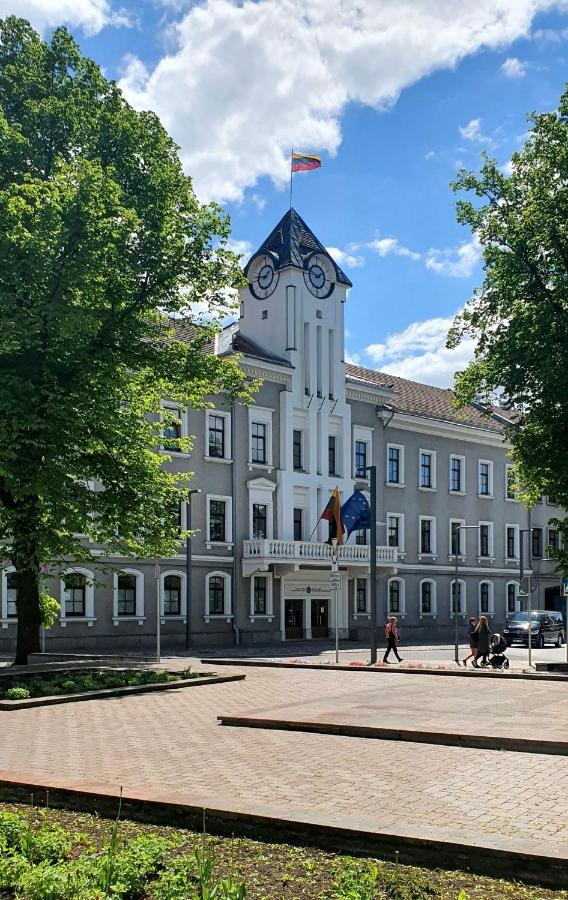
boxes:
[463,616,479,667]
[383,615,403,664]
[475,615,492,667]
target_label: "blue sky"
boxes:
[10,0,568,385]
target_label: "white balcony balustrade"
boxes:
[242,539,397,576]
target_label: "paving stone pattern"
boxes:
[1,662,568,853]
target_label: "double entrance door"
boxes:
[284,597,329,640]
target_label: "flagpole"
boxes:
[289,147,293,209]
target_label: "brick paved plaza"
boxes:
[1,659,568,868]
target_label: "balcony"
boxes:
[243,539,397,577]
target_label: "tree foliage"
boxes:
[0,17,254,661]
[447,85,568,571]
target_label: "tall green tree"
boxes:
[448,85,568,571]
[0,17,253,663]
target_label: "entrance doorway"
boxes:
[545,585,562,614]
[285,599,303,639]
[311,598,329,639]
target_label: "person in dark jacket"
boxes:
[463,617,479,667]
[475,615,492,667]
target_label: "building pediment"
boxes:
[246,477,277,493]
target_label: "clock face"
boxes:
[248,254,279,299]
[304,254,335,298]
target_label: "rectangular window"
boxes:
[356,578,367,613]
[505,466,516,500]
[450,456,463,493]
[450,521,465,556]
[479,461,492,496]
[6,573,17,618]
[252,503,267,540]
[507,583,517,613]
[451,581,463,615]
[388,446,400,484]
[118,574,136,616]
[208,414,225,458]
[389,580,401,613]
[421,581,432,615]
[479,524,490,557]
[64,573,86,617]
[355,529,366,546]
[293,430,303,471]
[253,576,268,615]
[532,527,543,558]
[328,436,337,476]
[293,508,303,541]
[163,575,181,616]
[506,526,517,559]
[420,519,432,554]
[251,422,267,464]
[548,528,560,557]
[420,451,433,488]
[388,515,399,548]
[163,407,181,451]
[355,440,367,478]
[208,576,225,615]
[480,582,490,613]
[209,500,226,542]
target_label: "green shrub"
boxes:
[97,833,174,898]
[149,855,198,899]
[60,680,79,693]
[4,686,31,700]
[0,852,30,889]
[333,860,437,900]
[375,866,438,899]
[27,823,73,863]
[15,858,97,900]
[0,810,28,849]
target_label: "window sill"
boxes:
[59,617,96,628]
[247,462,274,473]
[0,619,17,628]
[418,486,437,493]
[249,615,274,623]
[419,613,437,619]
[160,617,187,625]
[448,490,466,496]
[418,554,437,561]
[204,455,233,464]
[354,477,370,485]
[353,612,371,619]
[505,558,520,564]
[112,617,147,626]
[160,449,190,458]
[448,555,466,563]
[477,557,495,564]
[204,615,233,624]
[477,494,494,500]
[385,482,406,489]
[205,542,233,550]
[505,497,519,503]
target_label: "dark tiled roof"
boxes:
[225,332,293,368]
[346,363,506,433]
[243,208,352,287]
[168,319,216,354]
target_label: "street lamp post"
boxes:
[185,489,201,652]
[453,525,480,665]
[519,527,534,668]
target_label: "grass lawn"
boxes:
[0,801,565,899]
[0,668,203,700]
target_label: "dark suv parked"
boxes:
[503,610,565,648]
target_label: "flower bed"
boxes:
[0,667,201,701]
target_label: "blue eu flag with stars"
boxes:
[341,490,371,539]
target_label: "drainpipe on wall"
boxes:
[231,400,240,645]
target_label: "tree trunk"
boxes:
[14,565,42,665]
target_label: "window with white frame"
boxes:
[478,459,493,497]
[6,571,17,618]
[387,513,404,552]
[420,579,436,616]
[207,496,232,544]
[506,582,518,614]
[386,444,404,485]
[505,524,519,560]
[247,479,275,541]
[293,507,303,541]
[328,435,337,476]
[505,464,517,500]
[449,455,465,493]
[419,516,436,555]
[293,429,303,471]
[388,578,405,615]
[355,440,368,478]
[205,571,231,617]
[355,577,368,613]
[252,503,267,539]
[450,579,466,615]
[353,427,372,479]
[60,568,95,620]
[162,405,183,451]
[548,526,560,558]
[449,519,466,556]
[249,407,272,467]
[113,569,144,619]
[419,449,436,489]
[206,409,231,461]
[163,574,182,616]
[479,581,494,616]
[478,522,493,559]
[251,574,273,617]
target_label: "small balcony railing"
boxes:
[243,539,397,569]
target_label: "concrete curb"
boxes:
[218,713,568,756]
[203,657,568,681]
[0,774,566,888]
[0,674,245,710]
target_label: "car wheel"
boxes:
[556,632,564,648]
[536,633,545,649]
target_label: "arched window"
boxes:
[388,578,405,615]
[450,579,466,616]
[506,581,518,614]
[420,579,437,617]
[64,573,86,617]
[113,569,144,620]
[479,581,494,616]
[205,572,231,618]
[163,575,181,616]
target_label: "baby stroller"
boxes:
[490,634,510,670]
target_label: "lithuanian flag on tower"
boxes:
[291,152,321,173]
[321,487,344,545]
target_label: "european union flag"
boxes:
[341,490,371,539]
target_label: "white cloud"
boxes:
[4,0,130,34]
[345,350,362,366]
[119,0,564,203]
[326,246,364,268]
[365,237,421,261]
[501,56,526,77]
[226,238,253,261]
[501,159,514,176]
[459,118,483,141]
[250,193,266,213]
[425,150,436,160]
[425,236,482,278]
[362,312,476,388]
